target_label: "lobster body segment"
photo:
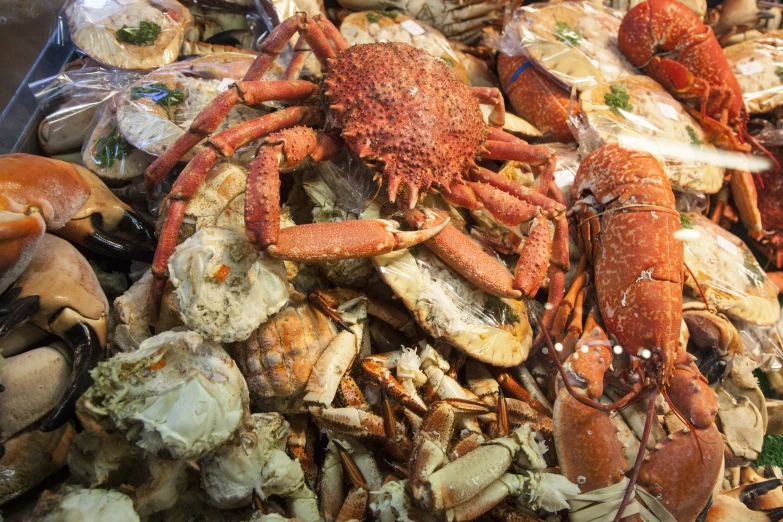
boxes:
[571,145,682,384]
[618,0,745,139]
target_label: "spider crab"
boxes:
[145,13,569,316]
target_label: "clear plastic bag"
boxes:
[113,53,283,162]
[65,0,193,70]
[725,30,783,115]
[572,75,726,194]
[30,66,141,155]
[736,309,783,372]
[372,239,532,367]
[499,1,636,90]
[680,212,781,327]
[339,11,470,85]
[82,96,157,181]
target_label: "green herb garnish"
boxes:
[441,56,455,67]
[131,82,185,119]
[483,295,520,325]
[555,21,581,46]
[366,10,398,23]
[776,66,783,79]
[94,127,130,168]
[116,20,161,46]
[743,250,766,286]
[679,213,694,229]
[686,125,701,146]
[604,84,633,116]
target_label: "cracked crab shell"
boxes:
[372,246,531,367]
[168,227,289,343]
[33,487,140,522]
[80,330,249,460]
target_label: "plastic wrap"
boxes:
[30,66,141,156]
[335,0,504,44]
[372,241,532,367]
[680,212,781,326]
[66,0,193,70]
[735,309,783,371]
[499,1,636,90]
[725,30,783,115]
[115,53,283,163]
[573,75,725,194]
[339,11,470,85]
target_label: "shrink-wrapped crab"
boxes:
[66,0,193,70]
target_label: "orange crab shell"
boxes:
[323,42,487,207]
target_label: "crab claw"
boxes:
[56,165,156,262]
[706,492,783,522]
[0,235,107,432]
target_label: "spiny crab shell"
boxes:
[323,42,486,206]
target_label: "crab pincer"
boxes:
[0,234,107,431]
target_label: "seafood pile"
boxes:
[3,0,783,521]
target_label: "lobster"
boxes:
[544,144,725,522]
[618,0,777,233]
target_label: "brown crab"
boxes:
[145,13,569,319]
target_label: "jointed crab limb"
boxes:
[471,87,505,127]
[145,14,337,193]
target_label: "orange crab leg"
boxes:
[403,208,522,299]
[483,138,556,196]
[145,13,338,193]
[471,87,505,127]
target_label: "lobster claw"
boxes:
[56,165,156,262]
[0,235,108,432]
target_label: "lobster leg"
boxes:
[145,13,337,192]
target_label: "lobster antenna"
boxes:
[684,261,711,310]
[742,127,780,177]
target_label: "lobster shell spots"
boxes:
[573,144,682,380]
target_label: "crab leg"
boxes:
[403,208,521,299]
[471,87,505,127]
[249,128,449,259]
[483,137,557,195]
[145,13,338,192]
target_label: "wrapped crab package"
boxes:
[680,213,781,327]
[82,96,157,182]
[339,11,470,85]
[372,237,532,368]
[114,53,283,165]
[30,66,141,156]
[499,1,637,91]
[735,309,783,372]
[572,75,725,195]
[66,0,193,70]
[725,30,783,116]
[336,0,504,43]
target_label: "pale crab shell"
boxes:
[168,227,289,343]
[80,329,249,460]
[681,213,780,326]
[67,0,192,70]
[372,246,532,367]
[200,413,304,508]
[33,487,140,522]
